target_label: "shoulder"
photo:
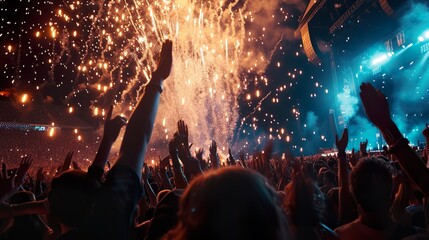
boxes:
[334,220,358,233]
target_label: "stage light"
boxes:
[418,36,425,42]
[371,54,389,66]
[425,30,429,39]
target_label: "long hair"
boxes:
[165,167,290,240]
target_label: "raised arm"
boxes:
[335,128,353,223]
[142,164,157,208]
[91,105,127,171]
[169,134,188,189]
[116,40,173,178]
[177,120,203,179]
[0,200,47,220]
[0,156,32,202]
[359,83,429,198]
[209,140,220,169]
[60,151,74,173]
[159,155,173,190]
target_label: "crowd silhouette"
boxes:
[1,40,429,240]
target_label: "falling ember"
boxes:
[94,107,99,116]
[21,94,28,103]
[7,45,12,52]
[78,135,82,141]
[49,128,55,137]
[69,107,73,113]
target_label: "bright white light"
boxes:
[371,54,389,66]
[418,36,425,42]
[425,30,429,39]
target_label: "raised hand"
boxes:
[152,40,173,81]
[209,140,220,169]
[209,140,217,156]
[195,148,204,162]
[227,148,236,166]
[350,148,359,167]
[159,155,170,170]
[177,120,189,146]
[103,105,127,144]
[359,83,392,129]
[36,167,46,183]
[60,151,74,173]
[360,139,368,156]
[72,161,81,170]
[0,156,32,202]
[15,155,32,186]
[335,128,348,153]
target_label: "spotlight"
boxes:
[371,54,389,66]
[418,36,425,42]
[425,30,429,39]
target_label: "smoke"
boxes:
[347,116,379,150]
[337,92,359,121]
[301,111,321,154]
[239,0,304,73]
[340,1,429,150]
[306,111,319,131]
[399,1,429,31]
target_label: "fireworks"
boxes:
[50,0,268,150]
[1,0,324,154]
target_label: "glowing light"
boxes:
[21,94,28,103]
[49,128,55,137]
[371,54,390,66]
[69,107,73,113]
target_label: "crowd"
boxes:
[0,129,101,175]
[1,40,429,240]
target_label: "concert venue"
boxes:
[0,0,429,239]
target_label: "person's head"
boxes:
[48,170,95,229]
[146,189,183,240]
[10,190,36,204]
[284,173,325,227]
[167,167,289,240]
[157,189,171,203]
[350,157,393,214]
